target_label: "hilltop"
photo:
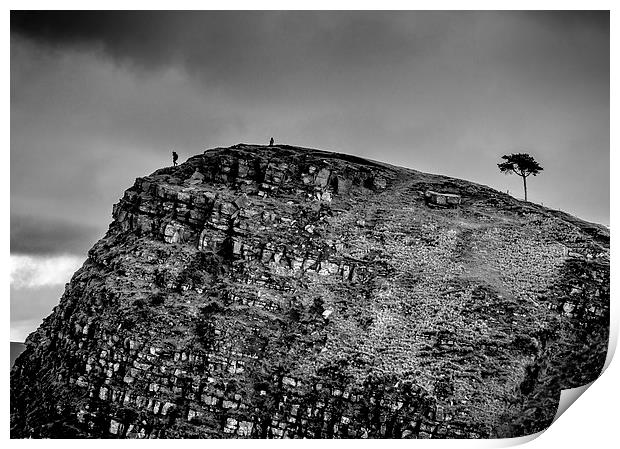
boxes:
[10,144,609,438]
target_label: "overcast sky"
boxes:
[10,11,609,341]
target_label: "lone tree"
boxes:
[497,153,543,202]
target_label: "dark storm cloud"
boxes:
[11,214,100,255]
[11,10,608,66]
[10,11,610,104]
[529,10,609,31]
[10,11,416,64]
[9,11,456,94]
[12,10,202,70]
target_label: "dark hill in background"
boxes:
[10,144,609,439]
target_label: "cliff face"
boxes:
[11,144,609,439]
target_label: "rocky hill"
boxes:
[10,144,609,438]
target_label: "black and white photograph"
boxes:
[9,5,613,442]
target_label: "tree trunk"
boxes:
[522,175,528,202]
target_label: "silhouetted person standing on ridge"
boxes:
[172,151,178,166]
[269,137,274,146]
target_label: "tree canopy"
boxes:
[497,153,543,202]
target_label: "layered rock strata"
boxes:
[11,144,609,438]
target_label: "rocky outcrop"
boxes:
[10,144,609,438]
[424,190,461,208]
